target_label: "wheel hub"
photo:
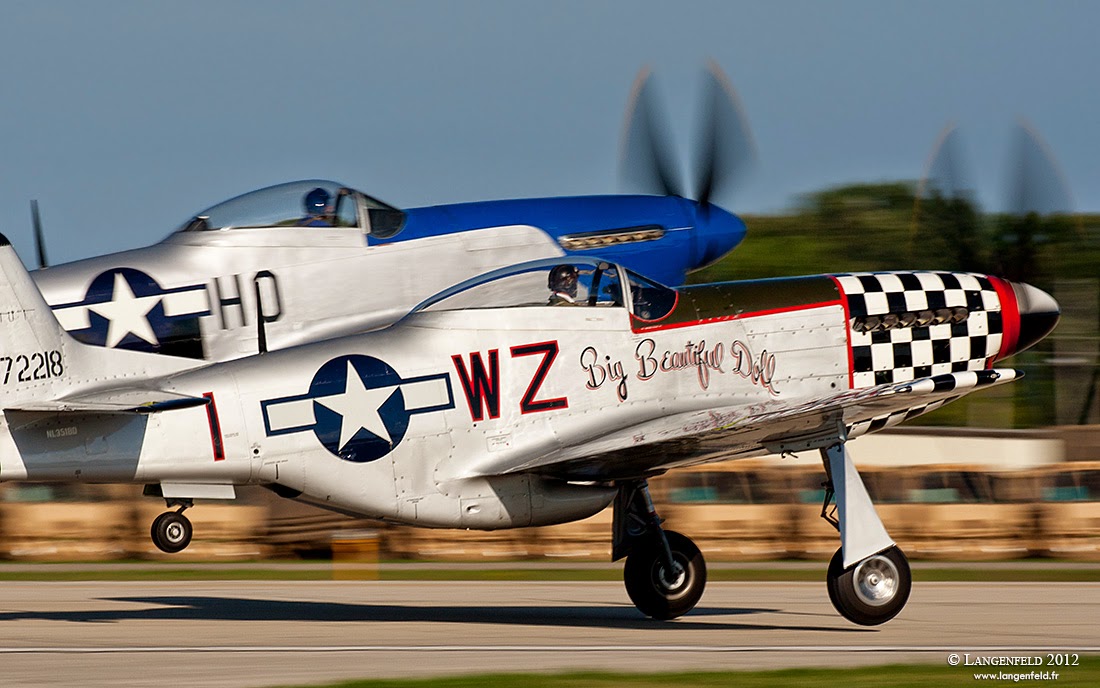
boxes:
[656,561,687,593]
[853,555,899,606]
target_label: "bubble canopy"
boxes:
[411,257,678,321]
[174,180,405,237]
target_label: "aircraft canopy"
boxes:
[174,180,404,237]
[412,257,677,320]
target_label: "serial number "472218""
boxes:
[1,351,64,384]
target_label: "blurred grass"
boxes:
[278,662,1100,688]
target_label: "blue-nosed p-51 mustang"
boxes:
[33,179,746,363]
[0,238,1058,625]
[31,64,752,364]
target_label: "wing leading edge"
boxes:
[480,368,1021,481]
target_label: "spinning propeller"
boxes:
[619,60,756,214]
[913,119,1075,278]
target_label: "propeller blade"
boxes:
[31,200,48,269]
[914,119,1075,278]
[913,123,985,271]
[916,122,972,203]
[619,67,684,198]
[693,60,757,208]
[1007,118,1073,218]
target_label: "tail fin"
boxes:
[0,233,72,381]
[0,234,198,408]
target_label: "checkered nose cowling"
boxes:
[836,272,1006,388]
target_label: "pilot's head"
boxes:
[548,264,578,297]
[304,187,331,216]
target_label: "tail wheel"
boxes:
[624,530,707,620]
[151,511,193,554]
[826,545,911,626]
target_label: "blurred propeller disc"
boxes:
[913,119,1075,275]
[619,61,756,210]
[912,122,987,271]
[918,120,1074,220]
[694,59,757,209]
[619,67,684,198]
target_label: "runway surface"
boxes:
[1,580,1098,687]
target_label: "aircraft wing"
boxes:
[5,388,209,414]
[483,368,1021,481]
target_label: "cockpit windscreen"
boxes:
[174,179,401,235]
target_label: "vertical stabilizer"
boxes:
[0,232,70,358]
[0,234,199,407]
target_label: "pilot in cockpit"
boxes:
[547,264,579,306]
[300,187,334,227]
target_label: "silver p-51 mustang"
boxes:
[0,241,1058,625]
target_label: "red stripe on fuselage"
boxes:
[827,276,855,389]
[989,276,1020,362]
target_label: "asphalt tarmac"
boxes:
[1,580,1098,687]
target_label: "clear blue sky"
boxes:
[0,1,1095,264]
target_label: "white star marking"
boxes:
[87,273,162,347]
[317,361,398,450]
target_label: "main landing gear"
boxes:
[611,439,912,626]
[818,441,912,625]
[613,480,706,620]
[150,499,194,554]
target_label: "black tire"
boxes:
[623,530,706,620]
[151,511,193,554]
[826,545,911,626]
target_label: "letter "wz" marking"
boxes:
[452,341,568,421]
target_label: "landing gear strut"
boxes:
[819,441,911,625]
[614,480,706,620]
[151,498,193,554]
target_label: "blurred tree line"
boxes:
[689,182,1100,429]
